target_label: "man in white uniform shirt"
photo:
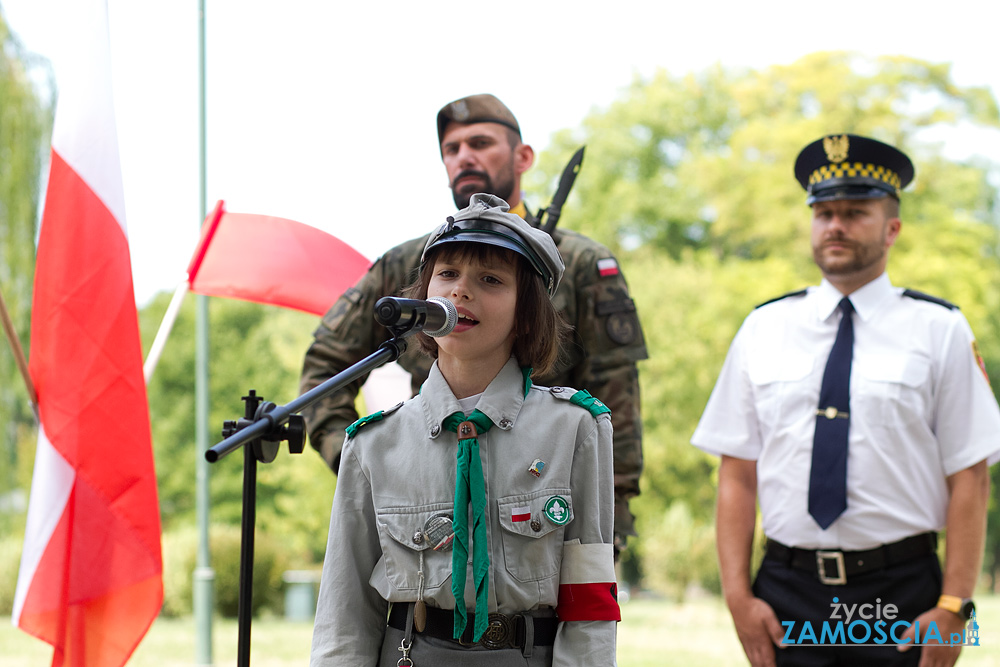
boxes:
[692,134,1000,667]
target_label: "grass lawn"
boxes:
[4,594,999,665]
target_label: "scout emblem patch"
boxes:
[528,459,545,477]
[973,340,990,385]
[511,505,531,523]
[544,496,570,525]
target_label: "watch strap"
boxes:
[937,594,973,620]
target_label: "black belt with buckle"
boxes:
[765,532,937,585]
[387,603,558,650]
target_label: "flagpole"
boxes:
[143,280,190,384]
[0,285,37,407]
[194,0,215,664]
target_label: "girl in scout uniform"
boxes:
[310,193,620,666]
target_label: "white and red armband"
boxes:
[556,541,621,622]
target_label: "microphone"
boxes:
[374,296,458,338]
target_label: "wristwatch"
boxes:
[937,594,976,621]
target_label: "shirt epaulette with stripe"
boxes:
[545,387,612,419]
[902,289,958,310]
[345,401,403,439]
[755,289,808,309]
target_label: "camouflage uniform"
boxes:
[299,205,647,543]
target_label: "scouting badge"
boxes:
[424,514,455,552]
[543,496,570,526]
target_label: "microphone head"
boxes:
[425,296,458,337]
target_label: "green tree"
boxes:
[528,52,1000,263]
[0,9,51,533]
[140,295,337,564]
[526,52,1000,594]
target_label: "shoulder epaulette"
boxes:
[755,289,808,309]
[344,402,403,439]
[568,389,612,418]
[903,289,958,310]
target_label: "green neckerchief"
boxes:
[442,409,493,642]
[440,367,531,642]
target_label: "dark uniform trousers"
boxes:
[754,552,942,666]
[379,624,554,667]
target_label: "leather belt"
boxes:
[387,603,558,650]
[765,532,937,585]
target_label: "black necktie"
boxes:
[809,297,854,529]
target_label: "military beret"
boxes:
[436,94,521,147]
[794,134,914,204]
[422,193,564,297]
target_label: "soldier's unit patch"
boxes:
[973,340,990,385]
[607,313,637,345]
[595,296,640,346]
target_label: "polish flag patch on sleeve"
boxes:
[597,258,619,277]
[511,505,531,522]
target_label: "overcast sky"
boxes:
[3,0,999,305]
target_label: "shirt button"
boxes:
[498,418,512,430]
[530,520,542,532]
[413,531,424,545]
[550,387,563,394]
[430,425,441,437]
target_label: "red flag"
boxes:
[188,200,371,316]
[13,1,163,665]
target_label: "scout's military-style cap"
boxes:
[794,134,914,204]
[422,193,564,296]
[436,94,521,147]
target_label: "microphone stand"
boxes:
[206,332,411,667]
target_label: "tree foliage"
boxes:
[528,52,999,264]
[526,52,1000,593]
[0,10,50,532]
[140,295,337,564]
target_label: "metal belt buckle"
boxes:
[816,550,847,585]
[456,627,477,647]
[480,613,514,649]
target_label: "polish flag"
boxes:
[511,505,531,523]
[13,2,163,666]
[597,258,620,277]
[187,200,371,316]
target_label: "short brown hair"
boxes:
[883,196,900,219]
[405,243,568,377]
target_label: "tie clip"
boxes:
[818,407,849,420]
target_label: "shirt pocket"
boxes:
[853,353,931,426]
[496,490,571,583]
[747,353,814,428]
[375,502,455,593]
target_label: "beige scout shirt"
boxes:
[310,357,617,666]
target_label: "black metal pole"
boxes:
[237,443,257,667]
